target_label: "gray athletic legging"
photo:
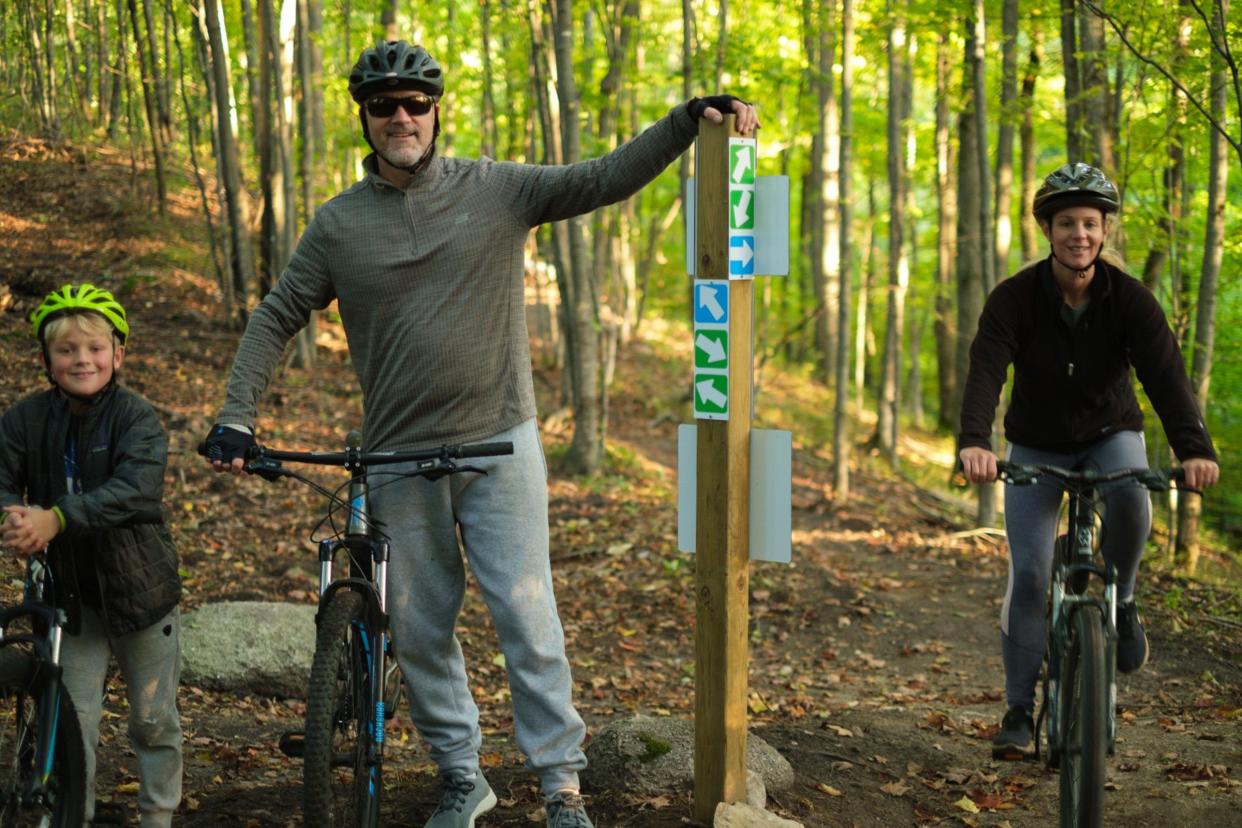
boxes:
[1000,430,1152,713]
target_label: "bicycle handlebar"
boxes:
[996,461,1185,492]
[253,441,515,468]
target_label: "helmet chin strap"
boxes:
[1049,244,1100,282]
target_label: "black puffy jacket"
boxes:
[0,384,181,636]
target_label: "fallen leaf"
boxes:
[880,780,910,796]
[955,795,981,814]
[816,783,844,797]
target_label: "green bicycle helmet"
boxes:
[30,283,129,345]
[348,41,444,102]
[1033,162,1120,221]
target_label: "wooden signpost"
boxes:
[693,115,755,822]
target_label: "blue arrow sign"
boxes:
[729,236,755,276]
[694,281,728,324]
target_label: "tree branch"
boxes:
[1079,0,1242,165]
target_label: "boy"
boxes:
[0,284,182,827]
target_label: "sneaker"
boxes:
[425,773,497,828]
[991,706,1035,760]
[546,790,594,828]
[1116,599,1149,673]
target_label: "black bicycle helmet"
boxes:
[1032,162,1119,221]
[348,41,444,102]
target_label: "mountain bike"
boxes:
[0,552,87,826]
[997,461,1185,828]
[214,431,512,827]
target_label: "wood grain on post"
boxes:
[693,115,752,823]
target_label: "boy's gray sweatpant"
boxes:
[372,417,587,795]
[59,607,183,828]
[1000,430,1152,713]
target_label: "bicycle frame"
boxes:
[1044,482,1119,759]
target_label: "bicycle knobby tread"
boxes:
[302,590,372,825]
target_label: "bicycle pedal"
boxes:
[278,731,305,758]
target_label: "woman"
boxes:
[957,162,1219,759]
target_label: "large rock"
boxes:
[582,716,794,797]
[714,802,803,828]
[180,602,317,698]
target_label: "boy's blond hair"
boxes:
[41,312,120,347]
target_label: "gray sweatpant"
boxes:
[1000,430,1152,712]
[59,607,183,828]
[371,417,586,795]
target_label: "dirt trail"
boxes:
[2,133,1238,827]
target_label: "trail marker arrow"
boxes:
[695,332,727,364]
[697,285,725,321]
[696,378,728,409]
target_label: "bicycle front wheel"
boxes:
[303,590,380,827]
[0,650,86,828]
[1058,606,1107,828]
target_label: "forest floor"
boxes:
[1,132,1240,827]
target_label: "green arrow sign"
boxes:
[694,373,729,419]
[694,330,728,368]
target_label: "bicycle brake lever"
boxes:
[420,463,488,483]
[246,457,286,482]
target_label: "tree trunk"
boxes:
[172,4,227,294]
[1175,0,1227,573]
[1140,1,1190,293]
[934,32,957,432]
[994,0,1017,279]
[126,0,167,212]
[551,0,603,474]
[1060,0,1084,161]
[955,78,986,513]
[203,0,256,326]
[1019,41,1040,262]
[876,0,909,466]
[833,0,854,502]
[480,0,498,159]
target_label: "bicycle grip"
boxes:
[456,442,515,458]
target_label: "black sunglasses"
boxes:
[364,94,437,118]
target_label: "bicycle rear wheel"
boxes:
[303,591,380,827]
[0,649,86,827]
[1058,606,1107,828]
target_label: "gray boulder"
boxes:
[180,602,317,698]
[714,803,804,828]
[582,716,794,797]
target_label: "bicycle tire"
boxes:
[303,590,380,827]
[0,649,87,828]
[1058,607,1107,828]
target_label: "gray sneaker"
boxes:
[425,773,497,828]
[546,791,593,828]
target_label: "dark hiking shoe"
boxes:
[546,791,594,828]
[992,706,1036,760]
[1116,599,1149,673]
[425,773,497,828]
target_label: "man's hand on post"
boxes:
[202,424,255,476]
[688,95,760,136]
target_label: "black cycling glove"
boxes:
[201,424,255,464]
[687,95,744,121]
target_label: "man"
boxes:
[203,40,757,828]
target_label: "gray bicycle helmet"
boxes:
[348,41,444,102]
[1033,162,1119,221]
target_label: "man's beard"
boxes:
[377,131,428,170]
